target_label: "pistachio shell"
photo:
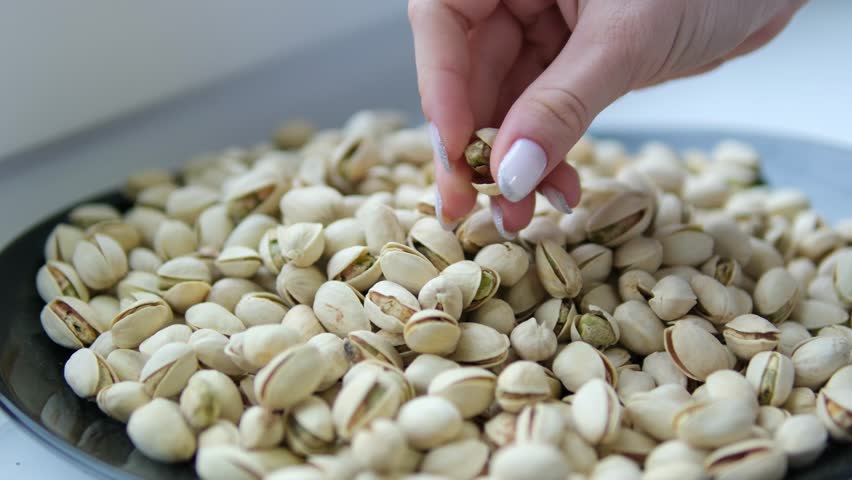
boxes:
[663,322,729,381]
[535,240,582,299]
[327,245,382,292]
[380,242,439,294]
[440,260,500,310]
[474,242,529,287]
[408,217,465,271]
[586,191,653,246]
[312,281,370,337]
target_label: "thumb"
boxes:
[491,16,635,202]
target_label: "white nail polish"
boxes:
[498,138,547,202]
[541,185,573,214]
[434,190,459,231]
[429,122,451,173]
[489,199,517,240]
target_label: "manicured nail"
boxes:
[429,122,451,173]
[489,199,517,240]
[434,190,459,231]
[497,138,547,202]
[541,185,573,214]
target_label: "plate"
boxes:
[1,130,851,479]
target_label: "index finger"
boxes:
[408,0,499,169]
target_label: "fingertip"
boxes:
[540,161,582,210]
[490,194,535,238]
[434,165,478,225]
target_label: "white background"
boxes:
[1,1,851,478]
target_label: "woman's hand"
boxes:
[409,0,806,237]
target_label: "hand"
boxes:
[409,0,806,237]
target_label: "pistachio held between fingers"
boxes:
[464,128,500,195]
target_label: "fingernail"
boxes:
[498,138,547,202]
[429,122,451,173]
[489,199,517,240]
[434,190,459,231]
[541,185,573,214]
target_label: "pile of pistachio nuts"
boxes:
[36,110,852,480]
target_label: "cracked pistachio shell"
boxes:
[279,223,325,267]
[312,281,370,337]
[418,276,464,321]
[511,317,558,362]
[552,341,617,393]
[163,281,211,315]
[239,406,285,449]
[570,306,621,350]
[285,395,336,456]
[816,387,852,441]
[643,352,687,388]
[40,296,107,349]
[613,300,665,356]
[282,305,327,341]
[166,185,219,224]
[186,302,246,336]
[45,223,85,263]
[408,217,465,271]
[306,333,349,390]
[379,242,439,294]
[572,378,623,445]
[234,292,289,327]
[648,275,697,321]
[404,354,460,395]
[215,246,262,278]
[398,395,462,450]
[613,236,663,273]
[835,254,852,305]
[826,365,852,392]
[139,342,198,397]
[64,348,118,398]
[69,203,121,228]
[757,406,790,435]
[754,267,799,324]
[490,443,569,480]
[520,216,567,249]
[599,427,659,465]
[467,298,515,336]
[195,446,301,480]
[791,299,849,330]
[579,282,620,315]
[455,208,504,254]
[322,217,366,258]
[440,260,500,310]
[618,269,656,302]
[361,203,406,254]
[625,384,692,441]
[224,213,277,250]
[127,398,196,463]
[722,314,780,361]
[428,367,496,419]
[775,414,828,468]
[137,183,176,210]
[179,369,243,429]
[449,323,510,368]
[421,438,489,480]
[106,349,147,382]
[124,206,167,247]
[744,237,785,279]
[224,172,285,222]
[495,361,554,413]
[328,129,382,188]
[690,274,738,324]
[280,185,343,226]
[96,381,151,423]
[605,347,632,369]
[116,271,160,300]
[403,309,460,355]
[515,402,566,446]
[484,411,519,449]
[89,328,117,358]
[332,370,402,440]
[791,336,851,389]
[110,293,173,349]
[777,321,811,357]
[225,332,260,374]
[464,128,497,189]
[504,264,547,319]
[242,324,302,370]
[700,255,746,287]
[37,261,90,303]
[704,438,787,480]
[616,369,656,401]
[157,256,211,288]
[344,358,415,403]
[571,243,613,285]
[586,191,654,246]
[350,417,409,474]
[195,204,234,251]
[673,398,758,449]
[189,329,243,376]
[138,324,192,357]
[663,322,729,381]
[344,329,404,369]
[258,226,288,274]
[704,370,758,406]
[783,387,817,415]
[535,240,582,299]
[275,263,326,307]
[128,248,164,274]
[327,245,382,292]
[72,234,128,290]
[654,224,715,267]
[364,280,420,333]
[85,219,141,252]
[702,214,753,266]
[153,219,197,260]
[474,242,529,287]
[255,344,325,409]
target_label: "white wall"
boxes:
[0,1,406,159]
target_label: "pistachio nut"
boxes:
[642,352,687,389]
[37,261,90,304]
[777,321,811,357]
[312,281,370,337]
[95,381,151,423]
[239,406,285,449]
[327,245,382,292]
[448,323,511,368]
[105,349,147,382]
[127,248,164,275]
[110,293,173,349]
[585,191,653,246]
[197,421,241,450]
[223,172,284,223]
[570,243,613,285]
[232,292,289,327]
[774,414,828,468]
[69,203,121,228]
[552,340,617,392]
[791,299,849,330]
[417,276,464,321]
[744,237,785,279]
[560,431,599,474]
[403,309,461,355]
[282,305,327,341]
[358,203,405,255]
[489,443,569,480]
[281,395,336,456]
[64,348,118,398]
[757,405,790,435]
[72,234,128,290]
[408,217,465,271]
[572,378,623,445]
[663,321,729,381]
[495,361,554,413]
[428,367,496,419]
[456,208,504,253]
[616,369,656,401]
[440,260,500,311]
[379,242,439,294]
[654,224,715,267]
[463,128,499,194]
[323,217,366,258]
[474,242,529,287]
[701,214,753,266]
[625,384,692,441]
[688,274,737,324]
[704,438,787,480]
[617,269,656,302]
[815,386,852,441]
[223,214,276,251]
[700,255,747,288]
[722,314,780,360]
[152,219,198,261]
[215,246,262,278]
[398,395,462,450]
[612,236,663,273]
[275,263,326,307]
[40,296,107,349]
[127,398,196,463]
[157,256,212,289]
[255,344,325,409]
[612,300,664,356]
[350,418,409,473]
[186,302,246,336]
[835,254,852,305]
[520,216,567,250]
[280,185,343,226]
[89,328,117,358]
[331,370,402,440]
[242,324,302,370]
[344,329,404,369]
[139,342,198,397]
[504,263,547,319]
[420,438,489,480]
[404,354,460,395]
[188,329,244,377]
[305,333,350,390]
[784,387,817,415]
[344,358,415,403]
[164,185,218,224]
[195,445,301,480]
[532,298,576,341]
[646,275,696,321]
[673,397,757,448]
[791,336,851,389]
[598,427,659,465]
[510,317,558,362]
[180,369,243,429]
[138,324,192,357]
[484,411,519,449]
[193,204,233,252]
[559,207,590,245]
[579,282,620,315]
[753,267,799,324]
[45,223,85,263]
[534,240,583,299]
[514,402,566,446]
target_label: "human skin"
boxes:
[409,0,807,237]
